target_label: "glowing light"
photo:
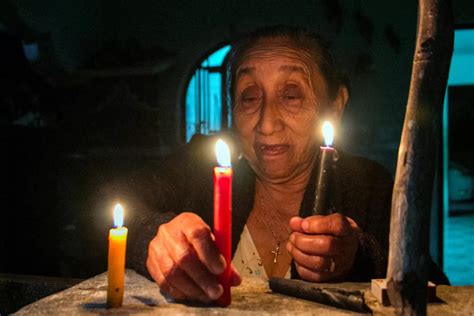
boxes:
[215,139,231,167]
[322,121,334,147]
[113,203,124,228]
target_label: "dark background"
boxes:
[2,0,474,283]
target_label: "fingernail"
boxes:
[232,271,242,286]
[290,233,295,243]
[302,220,309,231]
[207,284,223,300]
[286,242,292,252]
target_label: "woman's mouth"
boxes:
[257,144,290,157]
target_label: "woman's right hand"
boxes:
[146,212,241,302]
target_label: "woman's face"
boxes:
[233,41,335,183]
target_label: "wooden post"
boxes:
[386,0,453,315]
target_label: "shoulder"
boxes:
[160,134,215,167]
[336,151,393,190]
[177,133,239,165]
[335,151,393,240]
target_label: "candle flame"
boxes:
[322,121,334,147]
[113,203,124,228]
[215,139,231,167]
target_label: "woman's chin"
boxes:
[258,161,294,182]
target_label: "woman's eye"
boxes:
[282,85,303,102]
[238,86,262,112]
[242,96,258,103]
[240,95,261,107]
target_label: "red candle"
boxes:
[313,121,336,215]
[213,139,233,307]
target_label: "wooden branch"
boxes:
[386,0,453,315]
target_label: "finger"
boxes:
[146,239,159,279]
[146,250,159,283]
[231,266,242,286]
[289,216,304,232]
[301,213,352,236]
[146,247,189,301]
[158,250,211,302]
[147,238,168,285]
[295,263,335,283]
[153,261,189,301]
[180,213,226,274]
[287,242,332,272]
[290,232,342,256]
[168,237,223,300]
[182,222,226,275]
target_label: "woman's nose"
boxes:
[256,99,284,135]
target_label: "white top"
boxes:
[232,225,291,280]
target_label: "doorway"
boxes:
[443,28,474,285]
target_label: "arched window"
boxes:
[185,45,231,142]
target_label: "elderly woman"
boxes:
[127,26,447,303]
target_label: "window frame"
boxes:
[181,42,232,142]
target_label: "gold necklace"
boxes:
[258,193,291,264]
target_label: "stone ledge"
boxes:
[0,273,83,315]
[13,270,474,315]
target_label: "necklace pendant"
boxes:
[271,242,281,264]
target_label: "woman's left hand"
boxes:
[287,213,360,282]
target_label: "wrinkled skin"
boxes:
[232,39,359,281]
[146,212,241,302]
[288,214,360,282]
[232,41,327,184]
[147,38,359,302]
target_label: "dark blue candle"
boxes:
[313,121,336,216]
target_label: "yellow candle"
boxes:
[107,203,128,308]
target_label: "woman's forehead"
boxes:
[234,42,331,97]
[236,49,327,93]
[236,40,322,78]
[236,57,312,87]
[238,44,316,69]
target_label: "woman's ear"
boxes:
[331,85,349,121]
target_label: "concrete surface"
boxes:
[14,270,474,315]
